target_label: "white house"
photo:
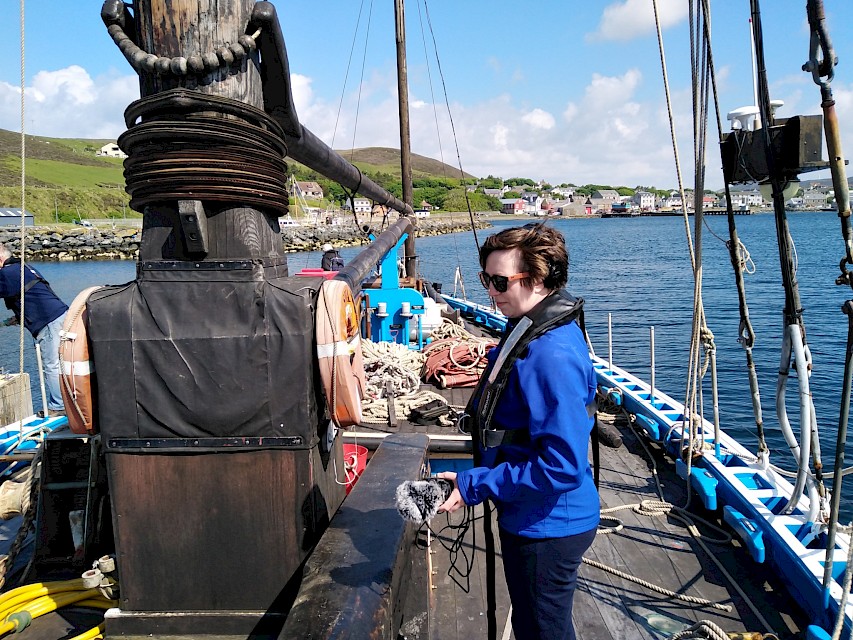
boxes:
[520,193,543,215]
[295,181,324,200]
[97,143,127,159]
[632,191,655,210]
[551,187,575,199]
[352,197,371,214]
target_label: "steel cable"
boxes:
[118,90,289,214]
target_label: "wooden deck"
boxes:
[377,406,809,639]
[3,388,812,639]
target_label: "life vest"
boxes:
[461,289,585,449]
[315,279,366,428]
[59,286,103,435]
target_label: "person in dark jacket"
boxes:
[437,224,598,640]
[0,244,68,415]
[320,243,345,271]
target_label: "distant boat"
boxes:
[278,215,302,227]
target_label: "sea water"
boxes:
[2,211,851,516]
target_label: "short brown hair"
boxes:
[479,223,568,290]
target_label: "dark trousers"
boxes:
[499,527,596,640]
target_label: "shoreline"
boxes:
[0,216,492,261]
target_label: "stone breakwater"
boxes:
[0,217,489,261]
[279,217,490,253]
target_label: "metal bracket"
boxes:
[178,200,209,255]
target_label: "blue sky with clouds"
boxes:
[1,0,851,190]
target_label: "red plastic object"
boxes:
[342,444,368,494]
[297,268,337,279]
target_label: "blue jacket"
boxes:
[456,320,600,538]
[0,259,68,337]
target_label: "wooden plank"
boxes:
[280,433,430,639]
[430,502,513,640]
[587,416,805,637]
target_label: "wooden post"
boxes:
[132,0,283,262]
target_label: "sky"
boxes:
[1,0,852,191]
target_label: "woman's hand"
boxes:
[436,471,466,514]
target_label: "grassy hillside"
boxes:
[0,129,478,223]
[336,147,475,181]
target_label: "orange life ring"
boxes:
[59,286,103,435]
[315,280,366,428]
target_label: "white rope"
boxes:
[359,339,454,425]
[736,239,756,274]
[666,620,734,640]
[18,0,26,387]
[582,555,731,612]
[429,317,470,340]
[832,520,853,640]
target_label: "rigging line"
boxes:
[18,0,26,384]
[651,0,695,272]
[653,0,699,453]
[751,0,802,326]
[698,0,767,455]
[752,0,825,511]
[348,0,375,165]
[330,0,368,150]
[696,16,723,452]
[414,0,465,285]
[653,3,719,451]
[672,0,704,457]
[421,0,480,253]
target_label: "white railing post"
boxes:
[608,313,613,370]
[650,326,656,406]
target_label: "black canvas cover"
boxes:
[88,268,325,452]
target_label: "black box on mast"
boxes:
[720,114,828,184]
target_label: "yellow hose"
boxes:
[0,582,88,620]
[0,578,84,613]
[0,588,103,636]
[0,578,115,638]
[68,622,105,640]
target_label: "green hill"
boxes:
[0,129,479,222]
[333,147,475,182]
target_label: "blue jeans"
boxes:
[500,527,597,640]
[34,314,65,411]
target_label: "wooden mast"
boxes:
[131,0,282,263]
[395,0,418,279]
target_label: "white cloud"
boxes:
[12,62,853,193]
[292,66,699,188]
[0,66,136,139]
[290,73,314,117]
[30,66,96,105]
[491,123,509,150]
[521,108,555,130]
[588,0,688,42]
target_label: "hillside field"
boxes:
[0,129,476,223]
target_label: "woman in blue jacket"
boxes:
[438,223,598,640]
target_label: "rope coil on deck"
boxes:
[359,339,451,425]
[422,320,497,388]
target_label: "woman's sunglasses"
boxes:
[478,271,529,293]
